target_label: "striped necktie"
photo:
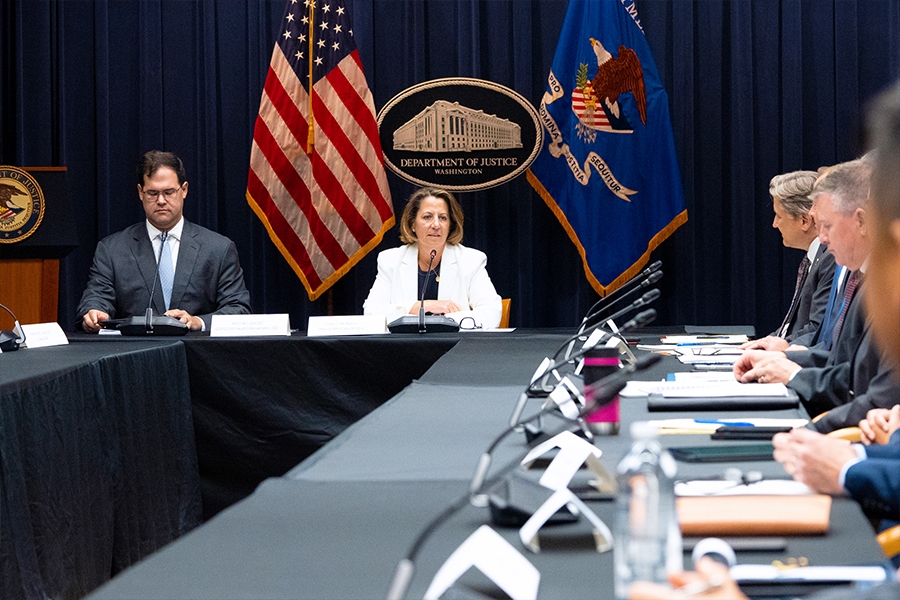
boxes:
[830,270,860,349]
[778,255,811,338]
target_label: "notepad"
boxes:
[677,494,832,536]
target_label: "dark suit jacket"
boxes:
[76,220,251,330]
[844,431,900,520]
[786,285,900,431]
[782,244,835,341]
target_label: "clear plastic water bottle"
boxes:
[614,421,681,599]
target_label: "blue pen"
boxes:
[694,419,754,427]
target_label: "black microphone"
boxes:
[507,308,656,433]
[555,288,660,364]
[579,270,662,333]
[418,249,437,333]
[144,230,167,331]
[385,352,663,600]
[579,260,661,328]
[0,302,25,351]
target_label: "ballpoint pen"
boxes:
[694,419,755,427]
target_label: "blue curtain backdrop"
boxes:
[2,0,899,332]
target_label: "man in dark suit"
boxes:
[733,159,900,431]
[766,170,836,341]
[742,169,838,353]
[77,151,251,332]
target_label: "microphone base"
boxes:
[104,316,189,336]
[0,330,21,351]
[387,315,460,334]
[488,474,579,528]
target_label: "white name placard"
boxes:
[210,314,291,337]
[20,322,69,348]
[307,315,386,337]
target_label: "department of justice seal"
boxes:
[0,166,45,243]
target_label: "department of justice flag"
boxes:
[527,0,687,296]
[247,0,394,301]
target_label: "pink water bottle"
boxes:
[583,347,620,435]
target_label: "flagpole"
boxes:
[306,0,315,155]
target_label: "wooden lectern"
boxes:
[0,167,77,329]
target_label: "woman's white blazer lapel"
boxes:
[398,245,419,303]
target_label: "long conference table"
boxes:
[0,330,890,599]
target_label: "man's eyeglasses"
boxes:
[142,186,182,201]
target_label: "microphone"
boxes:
[562,279,662,362]
[0,302,25,351]
[471,353,661,506]
[144,230,166,331]
[386,352,663,600]
[387,249,460,334]
[579,260,661,328]
[507,308,656,435]
[554,289,660,364]
[579,270,662,333]
[104,231,188,336]
[418,249,437,333]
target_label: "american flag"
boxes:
[247,0,394,301]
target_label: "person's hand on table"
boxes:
[409,299,461,315]
[165,309,203,331]
[772,428,857,494]
[740,336,789,352]
[732,350,796,384]
[629,557,747,599]
[859,405,900,445]
[82,309,110,333]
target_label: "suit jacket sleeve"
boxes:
[787,361,851,419]
[845,456,900,519]
[75,235,120,327]
[811,343,900,433]
[444,246,502,329]
[197,237,252,330]
[362,247,410,323]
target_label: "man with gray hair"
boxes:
[733,159,900,432]
[766,170,836,341]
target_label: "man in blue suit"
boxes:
[77,151,251,331]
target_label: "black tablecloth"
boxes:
[182,334,458,517]
[85,477,886,600]
[87,333,888,600]
[0,340,201,600]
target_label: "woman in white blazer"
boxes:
[363,187,502,328]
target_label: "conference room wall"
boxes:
[2,0,899,332]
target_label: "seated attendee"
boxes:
[363,187,502,328]
[632,80,900,600]
[767,170,836,341]
[77,151,251,332]
[733,160,900,431]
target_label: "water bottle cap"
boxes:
[629,421,658,439]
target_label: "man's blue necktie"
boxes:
[815,265,847,349]
[158,231,174,310]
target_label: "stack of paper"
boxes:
[660,334,749,344]
[620,381,790,398]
